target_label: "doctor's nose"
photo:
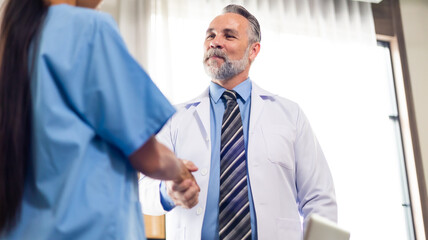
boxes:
[210,39,223,49]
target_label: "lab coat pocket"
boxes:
[262,125,295,170]
[276,218,303,240]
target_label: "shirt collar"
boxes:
[209,78,252,104]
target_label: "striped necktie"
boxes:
[219,90,251,240]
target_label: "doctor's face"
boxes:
[203,13,251,80]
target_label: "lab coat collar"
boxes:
[182,81,276,143]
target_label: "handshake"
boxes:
[166,159,200,209]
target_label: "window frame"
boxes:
[372,1,427,239]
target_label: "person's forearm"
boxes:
[129,136,186,182]
[133,136,200,209]
[145,141,186,181]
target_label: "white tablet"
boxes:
[304,214,350,240]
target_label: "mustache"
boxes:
[204,49,228,62]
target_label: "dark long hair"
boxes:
[0,0,47,233]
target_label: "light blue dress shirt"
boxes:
[1,4,175,240]
[160,79,258,240]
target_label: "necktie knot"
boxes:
[222,90,237,102]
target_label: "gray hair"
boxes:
[222,4,261,44]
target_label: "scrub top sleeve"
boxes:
[90,16,176,156]
[60,14,175,156]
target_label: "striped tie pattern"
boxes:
[219,90,251,240]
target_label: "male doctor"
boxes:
[139,4,337,240]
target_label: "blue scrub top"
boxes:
[1,4,175,240]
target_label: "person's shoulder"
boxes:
[253,83,300,109]
[273,94,300,109]
[47,4,117,32]
[167,89,209,121]
[40,5,119,56]
[74,6,116,30]
[174,88,210,111]
[253,84,307,125]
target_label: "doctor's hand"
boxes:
[166,159,200,209]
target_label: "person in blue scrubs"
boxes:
[0,0,200,239]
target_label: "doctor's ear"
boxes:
[249,42,260,63]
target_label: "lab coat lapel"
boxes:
[249,83,273,133]
[192,88,211,148]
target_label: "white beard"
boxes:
[203,47,250,80]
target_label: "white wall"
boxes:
[399,0,428,198]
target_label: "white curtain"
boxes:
[102,1,412,239]
[106,0,377,103]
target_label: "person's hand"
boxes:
[166,160,200,209]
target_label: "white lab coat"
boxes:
[139,83,337,240]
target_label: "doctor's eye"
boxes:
[206,34,216,40]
